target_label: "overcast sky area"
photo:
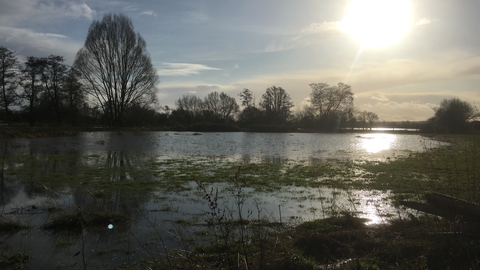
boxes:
[1,0,479,121]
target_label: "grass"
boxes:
[1,134,480,269]
[42,209,130,233]
[0,252,30,269]
[0,218,29,233]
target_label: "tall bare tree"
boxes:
[203,91,239,122]
[0,47,19,123]
[309,82,354,120]
[20,57,44,126]
[39,55,68,124]
[74,13,158,127]
[238,88,253,107]
[259,86,293,124]
[174,94,203,124]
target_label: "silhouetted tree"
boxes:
[173,94,203,124]
[338,105,357,130]
[74,13,158,127]
[431,98,478,133]
[259,86,293,124]
[0,47,19,123]
[365,111,379,130]
[202,91,239,122]
[20,57,45,126]
[39,55,69,124]
[238,105,264,126]
[238,88,253,107]
[64,68,85,126]
[309,82,353,119]
[293,105,315,129]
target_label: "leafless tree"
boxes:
[357,110,379,130]
[74,13,158,127]
[39,55,68,124]
[0,47,20,122]
[259,86,293,123]
[309,82,354,120]
[174,94,203,124]
[203,91,239,122]
[20,57,44,126]
[238,88,253,107]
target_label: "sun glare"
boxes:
[341,0,412,48]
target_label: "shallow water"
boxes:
[0,131,446,268]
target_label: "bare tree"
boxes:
[432,98,479,133]
[357,110,379,130]
[174,94,203,124]
[238,88,253,107]
[203,91,239,122]
[74,13,158,127]
[20,57,44,126]
[39,55,69,124]
[309,82,354,119]
[64,68,85,126]
[259,86,293,124]
[0,47,19,122]
[365,111,379,129]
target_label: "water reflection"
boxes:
[359,134,396,153]
[0,132,446,268]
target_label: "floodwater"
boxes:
[0,131,447,269]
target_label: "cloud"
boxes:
[0,0,95,26]
[371,95,390,102]
[157,63,221,76]
[0,26,82,64]
[301,21,342,34]
[264,21,342,52]
[141,10,157,17]
[416,17,432,26]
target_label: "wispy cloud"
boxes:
[416,17,432,26]
[264,21,342,52]
[0,26,82,63]
[0,0,95,25]
[157,62,221,76]
[141,10,157,17]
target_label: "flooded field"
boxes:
[0,132,447,269]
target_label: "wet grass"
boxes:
[0,252,30,269]
[0,218,29,233]
[42,209,130,233]
[2,134,480,269]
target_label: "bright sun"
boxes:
[341,0,412,48]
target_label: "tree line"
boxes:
[1,13,476,133]
[0,13,378,131]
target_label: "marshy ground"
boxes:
[0,131,479,269]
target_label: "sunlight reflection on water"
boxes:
[0,131,447,269]
[358,133,397,154]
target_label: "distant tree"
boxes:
[64,68,85,126]
[259,86,294,124]
[309,82,354,120]
[74,13,158,127]
[293,105,315,129]
[173,95,203,124]
[432,98,478,133]
[0,47,20,122]
[365,111,379,129]
[338,105,357,130]
[20,57,45,126]
[238,106,264,126]
[238,88,253,107]
[203,91,239,122]
[39,55,69,124]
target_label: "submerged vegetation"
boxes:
[0,133,479,269]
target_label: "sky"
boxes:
[1,0,480,122]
